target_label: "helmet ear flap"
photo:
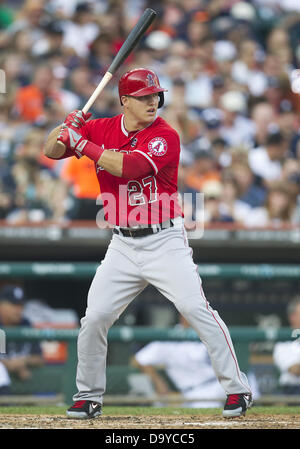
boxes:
[158,92,164,108]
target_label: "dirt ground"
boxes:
[0,413,300,429]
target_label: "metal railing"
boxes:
[0,326,296,404]
[1,262,300,279]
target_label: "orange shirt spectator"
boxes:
[15,84,45,122]
[185,170,220,192]
[61,156,100,199]
[185,150,220,192]
[14,65,61,122]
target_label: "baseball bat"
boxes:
[56,8,156,149]
[82,8,157,113]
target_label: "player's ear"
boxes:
[121,95,129,106]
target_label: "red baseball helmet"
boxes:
[118,68,167,108]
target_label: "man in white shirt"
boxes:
[61,3,100,58]
[273,297,300,395]
[132,315,260,408]
[218,91,255,147]
[248,131,287,185]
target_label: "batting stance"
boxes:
[44,68,252,419]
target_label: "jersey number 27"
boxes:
[127,176,157,206]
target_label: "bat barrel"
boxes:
[61,8,157,118]
[108,8,157,75]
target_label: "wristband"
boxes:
[76,140,105,163]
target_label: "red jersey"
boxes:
[79,114,182,226]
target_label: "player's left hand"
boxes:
[63,110,92,131]
[57,125,87,158]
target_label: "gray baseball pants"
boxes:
[73,218,251,403]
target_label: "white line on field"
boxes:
[184,421,298,427]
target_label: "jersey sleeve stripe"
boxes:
[132,150,158,175]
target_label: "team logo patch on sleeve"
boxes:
[148,137,167,156]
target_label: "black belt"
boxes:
[113,219,174,238]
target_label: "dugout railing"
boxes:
[1,262,300,405]
[1,262,300,279]
[0,325,297,405]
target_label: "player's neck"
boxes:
[123,113,154,133]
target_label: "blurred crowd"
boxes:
[1,0,300,226]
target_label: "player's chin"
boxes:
[144,110,157,122]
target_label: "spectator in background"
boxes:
[14,64,62,124]
[266,26,291,66]
[202,179,234,224]
[250,101,276,148]
[248,130,288,187]
[68,67,98,113]
[200,108,224,148]
[185,57,212,110]
[88,32,114,74]
[211,137,231,169]
[60,2,100,59]
[132,314,260,407]
[0,181,14,220]
[33,20,65,59]
[68,65,119,117]
[282,160,300,225]
[218,90,255,147]
[231,39,267,97]
[4,128,68,224]
[277,99,298,146]
[0,0,15,30]
[162,78,200,145]
[244,182,296,228]
[263,76,290,114]
[1,0,300,227]
[210,75,227,110]
[0,53,27,115]
[213,40,237,81]
[184,149,220,194]
[61,155,100,220]
[160,56,187,101]
[273,297,300,395]
[131,315,226,408]
[218,175,252,224]
[0,285,44,395]
[0,0,47,51]
[231,160,267,208]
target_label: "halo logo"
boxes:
[147,73,156,87]
[0,69,6,93]
[148,137,167,156]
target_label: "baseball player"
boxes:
[44,68,252,419]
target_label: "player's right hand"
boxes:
[63,110,92,131]
[57,125,88,158]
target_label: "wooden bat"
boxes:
[56,8,157,149]
[82,8,157,113]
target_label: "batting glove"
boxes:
[57,125,88,159]
[63,110,92,131]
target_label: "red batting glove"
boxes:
[57,125,105,162]
[63,110,92,131]
[57,125,88,158]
